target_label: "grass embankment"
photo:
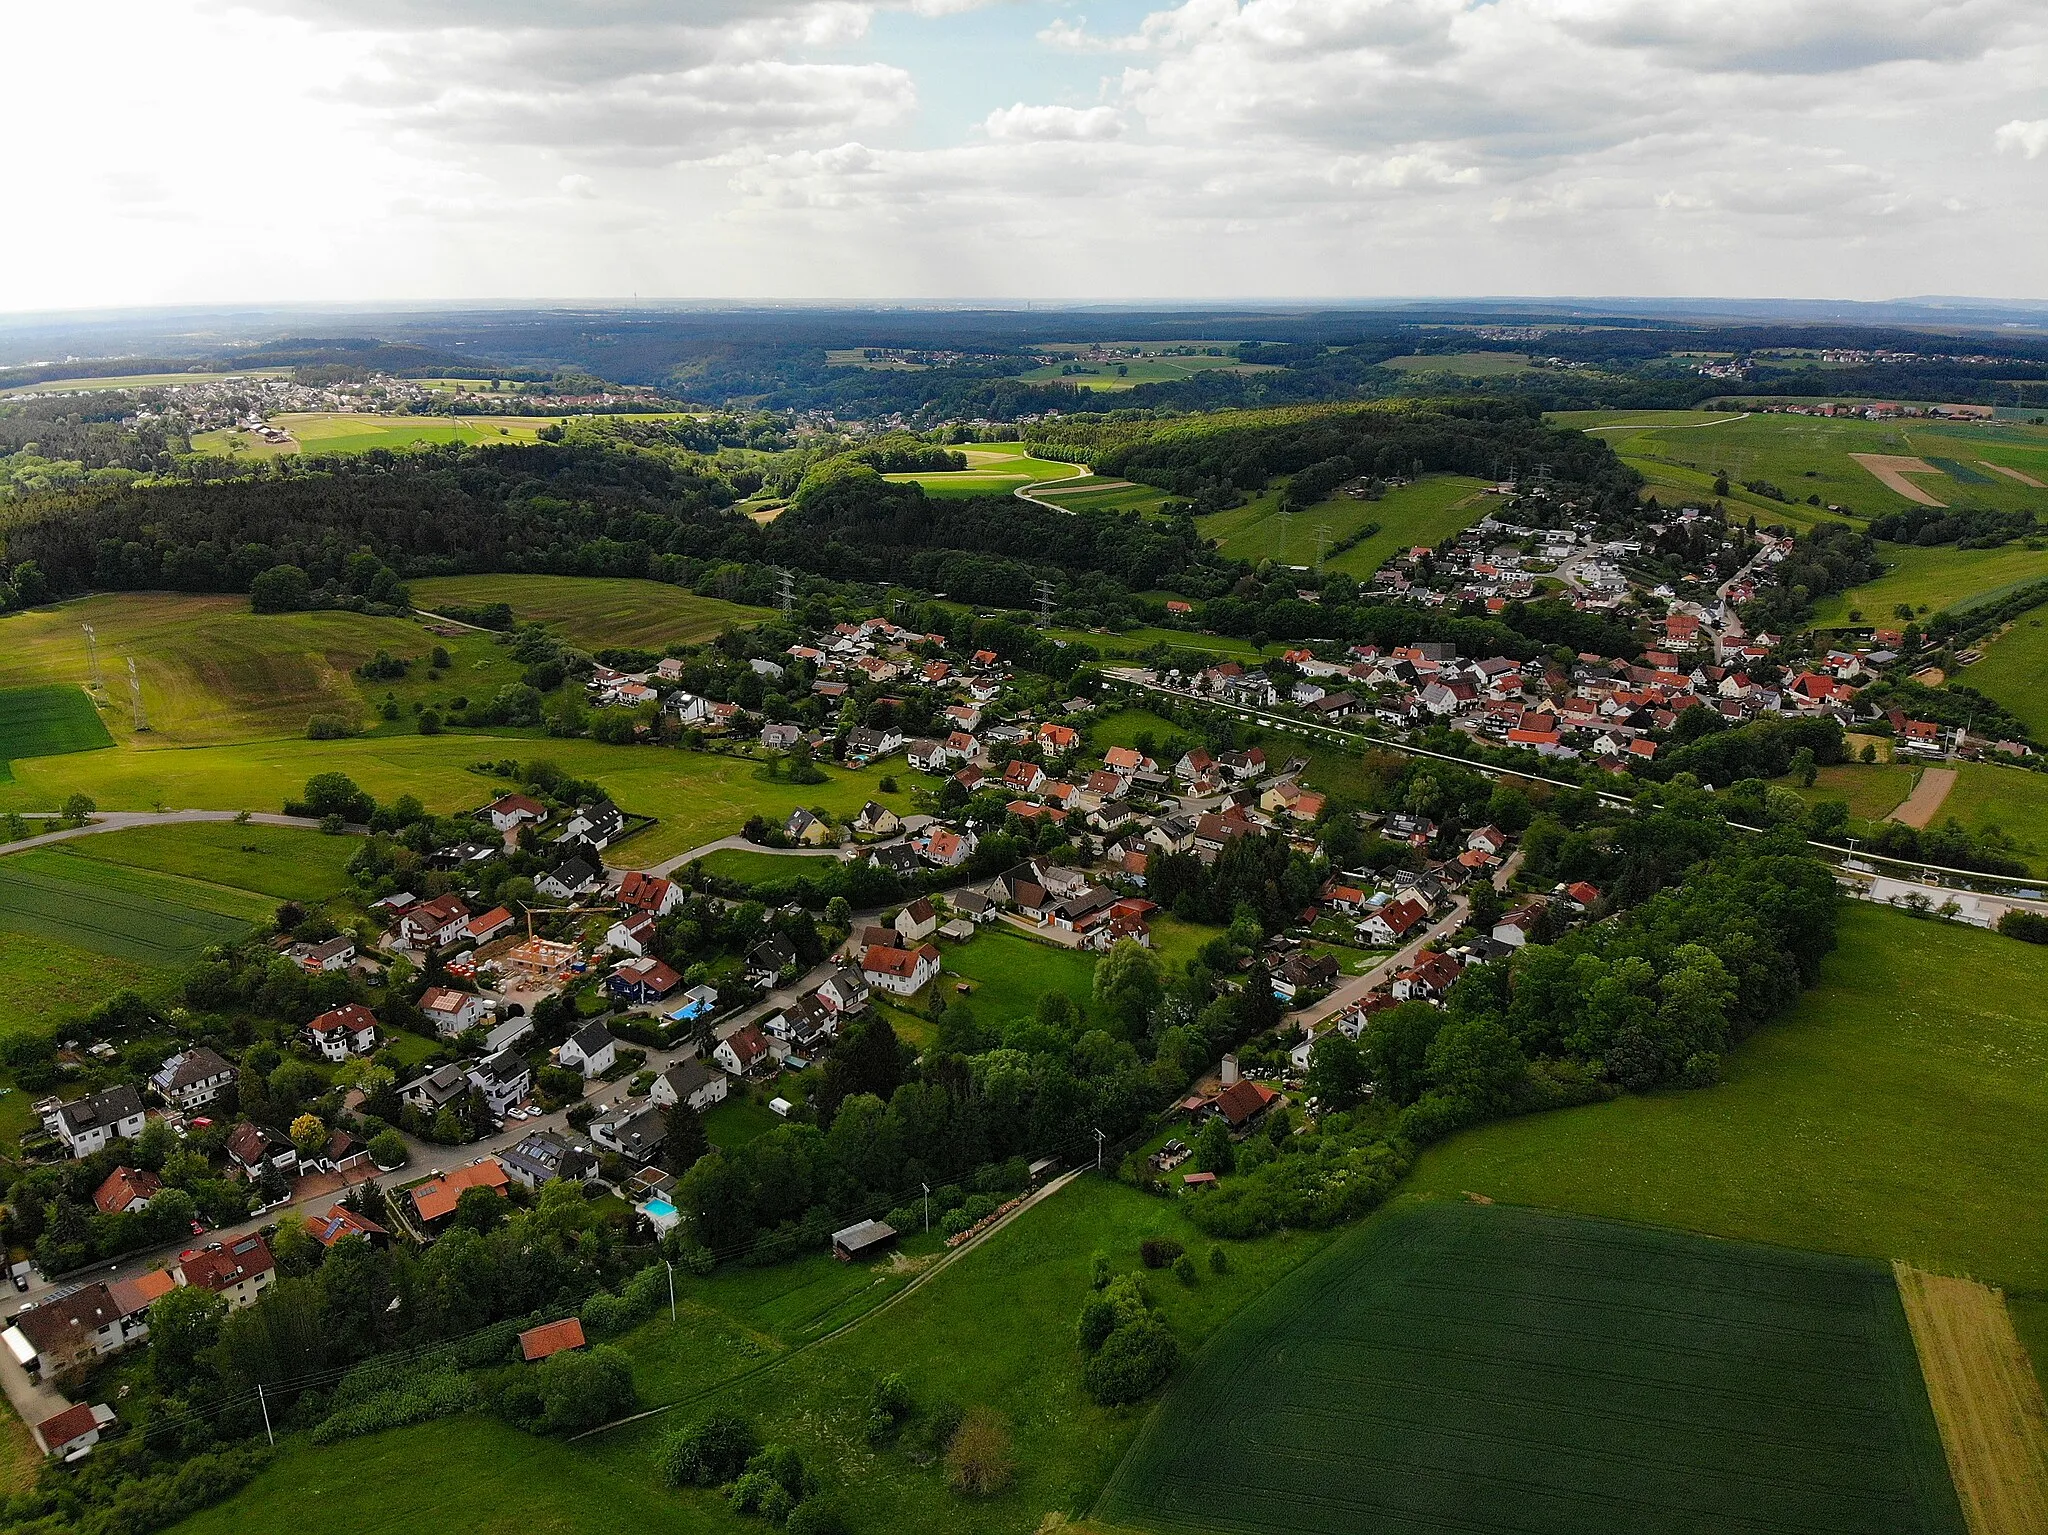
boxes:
[1197,474,1492,574]
[0,736,933,870]
[1960,603,2048,741]
[408,575,772,652]
[1407,903,2048,1293]
[1103,1203,1963,1535]
[1938,762,2048,876]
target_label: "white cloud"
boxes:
[983,103,1126,140]
[1995,119,2048,158]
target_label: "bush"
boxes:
[865,1372,914,1443]
[1139,1236,1184,1269]
[535,1345,636,1434]
[1077,1274,1151,1353]
[1172,1252,1197,1286]
[945,1407,1015,1497]
[1084,1316,1180,1406]
[368,1129,408,1169]
[660,1411,760,1487]
[312,1369,473,1444]
[1090,1251,1112,1290]
[785,1499,849,1535]
[1207,1243,1229,1274]
[1999,909,2048,944]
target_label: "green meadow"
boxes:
[884,442,1086,498]
[1381,350,1534,376]
[1811,543,2048,628]
[1198,474,1494,574]
[0,683,112,774]
[1959,602,2048,740]
[190,412,561,459]
[408,575,773,652]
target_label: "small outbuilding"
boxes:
[518,1317,587,1363]
[830,1219,898,1262]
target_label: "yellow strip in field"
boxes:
[1983,462,2048,490]
[1894,1262,2048,1535]
[1852,453,1949,507]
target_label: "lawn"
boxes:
[64,822,361,902]
[884,442,1084,498]
[702,1093,785,1149]
[1557,409,2048,522]
[408,575,773,652]
[1407,903,2048,1292]
[939,927,1100,1031]
[0,683,112,772]
[1198,475,1493,575]
[172,1177,1339,1535]
[1934,761,2048,874]
[1087,707,1185,754]
[0,592,532,748]
[1788,762,1917,821]
[1100,1202,1962,1535]
[188,412,561,459]
[1810,543,2048,628]
[689,847,847,889]
[0,735,926,869]
[1959,601,2048,740]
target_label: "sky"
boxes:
[9,0,2048,310]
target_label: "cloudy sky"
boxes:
[11,0,2048,309]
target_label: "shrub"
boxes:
[1077,1274,1151,1353]
[660,1411,760,1487]
[1172,1252,1197,1286]
[1139,1236,1184,1269]
[1999,909,2048,944]
[865,1372,914,1443]
[945,1407,1016,1497]
[786,1500,849,1535]
[1207,1243,1229,1274]
[1090,1251,1112,1290]
[368,1129,409,1169]
[312,1369,473,1444]
[536,1345,636,1434]
[1084,1316,1180,1406]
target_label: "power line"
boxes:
[81,623,102,692]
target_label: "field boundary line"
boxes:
[1893,1262,2048,1535]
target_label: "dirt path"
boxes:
[1893,1263,2048,1535]
[1891,767,1959,829]
[1853,453,1949,508]
[1983,462,2048,490]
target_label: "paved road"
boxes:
[0,810,350,857]
[642,834,852,880]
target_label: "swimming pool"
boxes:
[644,1198,677,1218]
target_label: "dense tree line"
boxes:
[1868,503,2037,549]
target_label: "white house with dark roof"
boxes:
[150,1047,235,1110]
[50,1086,146,1158]
[558,1022,618,1079]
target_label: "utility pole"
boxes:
[921,1180,931,1234]
[1314,524,1332,569]
[82,624,102,692]
[665,1257,676,1322]
[1277,504,1292,563]
[776,567,795,619]
[257,1383,275,1446]
[126,658,148,732]
[1093,1127,1106,1171]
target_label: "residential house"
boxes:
[302,1205,389,1250]
[650,1058,729,1114]
[844,725,904,763]
[617,870,684,918]
[501,1130,599,1190]
[536,856,600,901]
[408,1160,510,1230]
[895,897,938,943]
[291,934,357,973]
[149,1047,234,1111]
[51,1086,146,1159]
[760,722,803,751]
[1272,952,1340,1002]
[609,956,682,1006]
[1360,897,1431,946]
[913,825,975,868]
[906,738,950,772]
[713,1022,773,1078]
[306,1002,378,1062]
[177,1234,276,1310]
[467,1049,532,1119]
[949,889,995,925]
[397,893,471,951]
[1492,902,1547,948]
[785,808,835,846]
[226,1121,297,1182]
[816,966,870,1014]
[559,800,626,849]
[486,793,547,833]
[589,1103,668,1162]
[869,842,919,877]
[4,1278,165,1378]
[854,801,902,838]
[464,906,516,947]
[747,936,797,987]
[606,912,658,957]
[400,1063,472,1116]
[1391,950,1463,1001]
[861,943,941,997]
[93,1166,161,1216]
[420,986,492,1038]
[1212,1078,1280,1131]
[558,1022,619,1079]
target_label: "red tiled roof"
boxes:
[180,1234,275,1293]
[519,1317,587,1362]
[409,1160,509,1223]
[37,1403,99,1450]
[94,1165,161,1215]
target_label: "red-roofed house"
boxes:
[303,1205,388,1249]
[465,906,516,945]
[1361,897,1430,946]
[307,1002,379,1062]
[861,943,941,996]
[36,1402,112,1459]
[487,794,547,832]
[1212,1079,1279,1130]
[618,870,684,917]
[408,1160,510,1228]
[93,1166,161,1216]
[713,1022,773,1078]
[176,1234,276,1309]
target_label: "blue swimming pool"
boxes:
[644,1198,677,1218]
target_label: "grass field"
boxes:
[939,928,1101,1031]
[689,847,847,889]
[884,442,1086,498]
[189,413,561,459]
[1959,602,2048,740]
[1,370,291,396]
[64,823,361,901]
[1789,762,1917,821]
[1009,356,1276,390]
[0,683,112,772]
[0,735,929,869]
[408,575,772,652]
[0,593,536,748]
[1557,409,2048,521]
[1408,903,2048,1292]
[1810,544,2048,628]
[1381,351,1534,376]
[1101,1202,1963,1535]
[1027,480,1177,515]
[1933,762,2048,874]
[1197,475,1493,574]
[1050,625,1267,661]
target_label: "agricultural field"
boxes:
[1959,601,2048,740]
[0,683,111,773]
[1933,762,2048,874]
[1381,350,1534,377]
[408,575,773,652]
[883,442,1085,498]
[1198,475,1494,575]
[189,412,561,459]
[1101,1202,1962,1535]
[0,369,291,397]
[1810,543,2048,628]
[1558,408,2048,521]
[0,734,932,870]
[64,822,361,902]
[1026,479,1177,515]
[1011,347,1280,391]
[1408,903,2048,1293]
[0,592,529,748]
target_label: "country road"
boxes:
[0,809,359,858]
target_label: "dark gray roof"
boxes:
[58,1085,144,1136]
[567,1021,617,1057]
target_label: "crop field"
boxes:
[1809,543,2048,628]
[1100,1202,1962,1535]
[189,412,561,459]
[1409,903,2048,1293]
[1381,350,1534,377]
[1959,602,2048,740]
[65,823,361,901]
[408,575,772,651]
[0,928,168,1039]
[0,593,525,747]
[1,369,291,396]
[1558,409,2048,520]
[1010,355,1277,390]
[1025,477,1178,515]
[0,683,112,772]
[0,734,930,869]
[1932,762,2048,874]
[1198,475,1493,574]
[884,442,1086,498]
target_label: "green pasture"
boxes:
[1009,355,1275,390]
[1786,762,1917,821]
[1050,626,1267,661]
[1198,474,1493,575]
[688,847,847,890]
[1,370,291,397]
[0,683,111,773]
[65,822,361,902]
[408,574,773,652]
[0,592,532,748]
[1381,350,1533,377]
[884,442,1085,498]
[189,412,561,459]
[1959,602,2048,740]
[0,734,929,869]
[1557,408,2048,520]
[0,928,172,1040]
[1936,762,2048,873]
[1101,1202,1961,1535]
[1087,707,1185,755]
[1810,543,2048,628]
[1409,903,2048,1291]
